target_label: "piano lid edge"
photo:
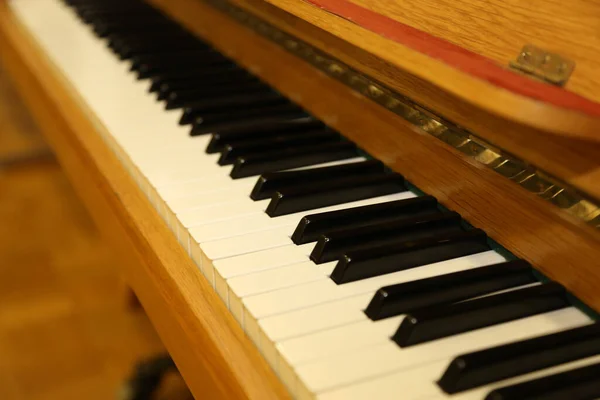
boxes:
[250,0,600,141]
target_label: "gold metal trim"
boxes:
[203,0,600,230]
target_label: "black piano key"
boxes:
[165,83,272,110]
[205,117,323,152]
[195,103,304,134]
[392,282,568,347]
[109,32,197,54]
[365,260,534,321]
[439,322,600,394]
[251,160,384,200]
[98,21,185,33]
[266,173,406,217]
[107,28,196,41]
[230,141,358,178]
[78,9,156,23]
[70,2,137,8]
[183,96,291,127]
[292,195,439,244]
[156,75,259,99]
[128,43,216,59]
[181,90,281,112]
[92,17,167,32]
[79,8,153,21]
[142,63,245,83]
[218,130,340,165]
[84,9,161,17]
[133,53,229,76]
[151,68,251,94]
[134,54,224,75]
[163,79,269,100]
[331,229,489,284]
[95,22,177,38]
[90,13,165,22]
[93,20,172,36]
[485,362,600,400]
[311,211,463,264]
[138,58,233,79]
[75,4,151,15]
[118,41,209,60]
[192,109,310,136]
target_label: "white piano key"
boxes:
[259,293,374,342]
[275,281,540,375]
[115,117,199,152]
[214,244,311,279]
[216,242,314,279]
[160,176,257,203]
[319,348,600,400]
[244,251,505,319]
[124,134,211,163]
[317,359,449,400]
[226,244,531,306]
[212,243,315,302]
[202,225,302,260]
[279,316,404,366]
[144,160,231,189]
[302,307,591,398]
[192,191,416,245]
[150,152,369,194]
[165,180,257,209]
[140,153,225,180]
[158,156,367,204]
[177,199,271,227]
[178,182,414,229]
[227,260,336,299]
[167,184,255,212]
[162,156,370,209]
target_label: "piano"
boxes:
[1,0,600,398]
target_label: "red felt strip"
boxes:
[304,0,600,117]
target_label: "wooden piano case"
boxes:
[0,0,599,398]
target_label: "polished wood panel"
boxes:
[0,66,47,160]
[150,0,600,312]
[317,0,600,104]
[0,4,289,399]
[224,0,600,145]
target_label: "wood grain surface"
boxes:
[317,0,600,104]
[0,4,290,399]
[226,0,600,144]
[151,0,600,312]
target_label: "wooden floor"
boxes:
[0,68,191,398]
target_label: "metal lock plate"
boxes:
[509,44,575,86]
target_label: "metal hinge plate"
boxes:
[509,44,575,86]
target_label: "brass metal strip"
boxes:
[203,0,600,230]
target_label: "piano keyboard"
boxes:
[11,0,600,398]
